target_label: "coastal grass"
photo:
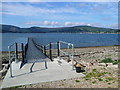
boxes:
[100,58,113,63]
[84,68,115,83]
[75,80,80,83]
[97,78,103,81]
[100,58,120,65]
[113,60,120,65]
[9,85,23,88]
[84,69,109,79]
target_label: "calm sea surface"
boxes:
[2,33,119,51]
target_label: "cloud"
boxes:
[0,12,19,15]
[2,0,42,2]
[1,2,117,29]
[1,2,117,18]
[27,0,42,2]
[1,0,119,2]
[25,21,60,26]
[25,21,93,27]
[2,3,78,16]
[64,22,87,26]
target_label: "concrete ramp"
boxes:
[1,38,84,89]
[25,37,49,63]
[1,58,84,88]
[12,61,22,70]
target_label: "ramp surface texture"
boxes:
[25,37,49,63]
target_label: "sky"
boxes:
[1,2,118,29]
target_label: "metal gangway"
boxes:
[8,37,75,78]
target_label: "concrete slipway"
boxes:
[1,58,85,89]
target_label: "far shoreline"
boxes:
[1,32,120,34]
[1,45,120,52]
[74,45,120,49]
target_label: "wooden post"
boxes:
[15,42,18,62]
[44,46,46,56]
[24,43,28,58]
[57,41,60,57]
[45,61,47,69]
[49,42,52,61]
[21,43,24,63]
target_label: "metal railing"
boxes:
[59,41,74,70]
[33,40,75,70]
[8,38,75,78]
[8,42,25,77]
[8,42,17,77]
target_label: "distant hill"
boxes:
[0,24,119,33]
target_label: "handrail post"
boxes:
[44,46,46,56]
[24,43,28,58]
[21,43,24,64]
[49,42,53,61]
[59,41,61,60]
[71,44,74,70]
[8,46,12,78]
[57,41,60,57]
[45,61,47,69]
[15,42,18,62]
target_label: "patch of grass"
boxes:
[113,60,120,65]
[9,85,23,88]
[100,58,120,65]
[106,77,114,81]
[105,80,109,82]
[100,58,113,63]
[92,81,96,84]
[75,80,80,82]
[103,72,109,74]
[84,71,108,79]
[92,69,97,72]
[85,78,90,80]
[97,78,103,81]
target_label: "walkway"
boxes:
[1,37,85,88]
[25,37,50,63]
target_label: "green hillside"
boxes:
[0,24,119,33]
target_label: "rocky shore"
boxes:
[0,51,22,85]
[0,46,119,88]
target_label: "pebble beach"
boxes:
[0,45,119,88]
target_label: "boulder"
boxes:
[113,65,118,68]
[106,63,113,67]
[107,64,118,68]
[2,64,9,69]
[98,63,106,67]
[112,58,118,60]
